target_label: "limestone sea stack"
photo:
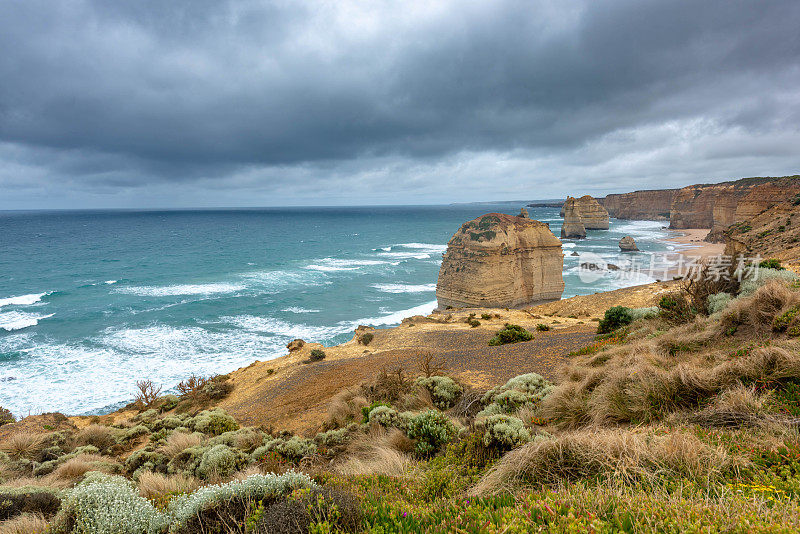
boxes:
[436,213,564,309]
[574,195,610,229]
[619,235,639,251]
[561,197,586,239]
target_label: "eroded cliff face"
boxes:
[574,195,610,229]
[722,179,800,265]
[670,177,800,242]
[560,197,586,239]
[436,213,564,309]
[600,189,675,220]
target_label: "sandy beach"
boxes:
[661,228,726,278]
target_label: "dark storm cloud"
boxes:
[0,0,799,207]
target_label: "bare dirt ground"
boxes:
[217,281,675,433]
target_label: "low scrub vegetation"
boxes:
[488,324,533,345]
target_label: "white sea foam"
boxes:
[0,311,54,331]
[221,315,353,340]
[240,269,323,289]
[115,283,247,297]
[376,252,431,260]
[282,307,321,314]
[393,243,447,253]
[371,283,437,293]
[0,327,288,417]
[104,280,117,285]
[305,258,387,272]
[562,242,576,248]
[0,292,49,308]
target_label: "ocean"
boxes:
[0,204,676,417]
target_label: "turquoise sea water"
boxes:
[0,204,675,416]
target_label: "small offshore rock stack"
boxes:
[436,213,564,309]
[574,195,610,229]
[619,235,639,251]
[561,197,586,239]
[519,207,529,218]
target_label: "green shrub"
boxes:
[468,318,481,328]
[793,193,800,206]
[251,486,362,534]
[197,444,244,479]
[414,376,464,409]
[0,406,14,426]
[0,488,60,521]
[535,323,550,331]
[760,259,784,270]
[314,428,350,448]
[479,415,531,449]
[190,409,239,436]
[125,449,168,476]
[597,306,634,334]
[479,373,554,417]
[360,333,374,345]
[309,349,326,362]
[657,293,696,324]
[405,410,457,457]
[252,436,316,462]
[368,405,400,427]
[481,314,492,320]
[488,324,533,346]
[361,401,392,423]
[773,305,800,332]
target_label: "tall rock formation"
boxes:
[436,213,564,309]
[574,195,610,229]
[560,197,586,239]
[559,195,609,229]
[600,189,676,220]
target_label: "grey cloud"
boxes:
[0,0,799,208]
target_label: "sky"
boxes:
[1,0,799,209]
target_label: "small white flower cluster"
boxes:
[479,414,531,448]
[53,473,166,534]
[52,470,315,534]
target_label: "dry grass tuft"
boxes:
[347,426,415,456]
[159,431,204,458]
[48,453,116,482]
[336,445,414,477]
[541,282,800,428]
[73,424,116,450]
[718,281,800,338]
[0,512,49,534]
[472,428,738,495]
[326,388,368,429]
[0,433,47,460]
[233,428,264,452]
[137,471,200,500]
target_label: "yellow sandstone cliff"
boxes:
[436,213,564,309]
